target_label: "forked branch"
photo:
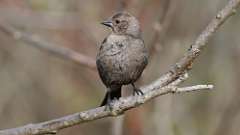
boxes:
[0,0,239,134]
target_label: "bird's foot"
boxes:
[104,98,119,111]
[133,88,144,96]
[103,101,114,111]
[131,83,144,96]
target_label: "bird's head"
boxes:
[101,12,141,38]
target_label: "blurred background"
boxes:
[0,0,240,135]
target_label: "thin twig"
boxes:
[175,85,214,93]
[0,23,96,70]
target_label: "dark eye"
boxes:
[115,19,120,24]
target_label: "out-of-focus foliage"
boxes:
[0,0,240,135]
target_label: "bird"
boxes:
[96,12,148,107]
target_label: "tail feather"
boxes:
[100,86,122,106]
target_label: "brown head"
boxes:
[101,12,141,38]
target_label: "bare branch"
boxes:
[0,84,213,135]
[0,23,96,70]
[175,85,214,93]
[0,0,239,134]
[149,0,240,89]
[168,73,188,86]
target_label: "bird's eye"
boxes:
[115,20,120,24]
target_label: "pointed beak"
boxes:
[101,21,113,28]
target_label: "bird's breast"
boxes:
[97,35,148,85]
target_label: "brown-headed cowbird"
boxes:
[97,12,148,107]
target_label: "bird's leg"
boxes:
[131,83,144,96]
[104,88,113,111]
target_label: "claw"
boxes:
[131,83,144,96]
[133,88,144,96]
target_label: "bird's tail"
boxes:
[100,86,122,106]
